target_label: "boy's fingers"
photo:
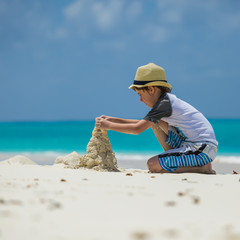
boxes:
[95,122,101,128]
[96,116,106,121]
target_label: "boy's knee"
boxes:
[147,156,162,173]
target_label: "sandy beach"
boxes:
[1,0,240,239]
[1,160,240,240]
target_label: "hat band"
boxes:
[133,80,167,85]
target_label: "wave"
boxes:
[214,156,240,164]
[117,154,240,164]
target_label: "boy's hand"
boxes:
[100,115,114,122]
[95,117,112,130]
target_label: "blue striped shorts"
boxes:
[158,126,217,172]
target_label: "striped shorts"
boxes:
[158,126,218,172]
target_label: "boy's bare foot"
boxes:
[171,163,216,174]
[147,156,216,174]
[199,163,216,174]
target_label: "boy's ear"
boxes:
[148,86,155,94]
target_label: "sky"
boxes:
[0,0,240,121]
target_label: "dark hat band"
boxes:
[133,80,167,85]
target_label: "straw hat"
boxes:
[129,63,172,89]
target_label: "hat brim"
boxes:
[129,81,172,89]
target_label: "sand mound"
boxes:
[55,151,81,169]
[54,128,118,171]
[0,155,37,165]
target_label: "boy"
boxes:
[95,63,218,174]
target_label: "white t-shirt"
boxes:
[144,93,218,146]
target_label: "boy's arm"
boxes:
[100,115,139,124]
[95,118,152,135]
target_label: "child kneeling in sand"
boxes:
[96,63,218,174]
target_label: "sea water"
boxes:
[0,119,240,165]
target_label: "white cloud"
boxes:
[53,0,142,46]
[64,0,83,20]
[161,9,182,24]
[142,24,168,43]
[156,0,240,34]
[51,0,240,45]
[58,0,173,44]
[63,0,124,32]
[92,0,124,31]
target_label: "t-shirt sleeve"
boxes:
[143,93,172,123]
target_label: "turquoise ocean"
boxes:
[0,119,240,165]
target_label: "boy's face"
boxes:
[136,87,159,108]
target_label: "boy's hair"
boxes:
[132,86,171,94]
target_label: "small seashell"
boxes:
[126,173,133,176]
[177,192,185,196]
[192,196,200,204]
[165,201,176,206]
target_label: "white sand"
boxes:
[1,164,240,240]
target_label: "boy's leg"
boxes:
[151,121,172,151]
[150,121,216,174]
[147,156,216,174]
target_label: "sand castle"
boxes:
[55,127,118,171]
